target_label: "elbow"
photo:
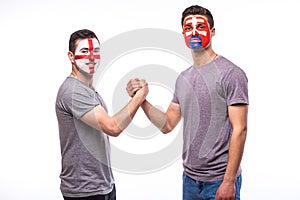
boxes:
[161,129,171,134]
[241,125,247,137]
[97,120,123,137]
[160,124,173,134]
[233,126,247,141]
[106,126,122,137]
[242,127,247,140]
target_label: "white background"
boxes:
[1,0,300,199]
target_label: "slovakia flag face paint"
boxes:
[74,38,100,74]
[183,15,211,49]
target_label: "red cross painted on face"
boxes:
[74,38,101,74]
[75,38,101,60]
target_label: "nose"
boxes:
[192,29,196,36]
[89,52,95,61]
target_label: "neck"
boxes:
[191,46,218,67]
[70,65,93,87]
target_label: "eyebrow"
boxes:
[79,47,89,51]
[184,23,205,27]
[79,47,100,51]
[184,17,205,24]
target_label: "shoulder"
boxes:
[215,56,240,71]
[57,78,74,100]
[178,66,195,78]
[56,78,74,112]
[57,77,96,103]
[174,66,196,86]
[215,56,247,80]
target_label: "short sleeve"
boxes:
[71,85,100,119]
[172,76,180,104]
[224,68,249,106]
[56,79,101,119]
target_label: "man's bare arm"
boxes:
[81,81,148,137]
[216,104,248,199]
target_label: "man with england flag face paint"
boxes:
[73,38,100,74]
[126,5,249,200]
[56,29,148,200]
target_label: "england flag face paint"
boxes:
[74,38,100,74]
[183,15,211,49]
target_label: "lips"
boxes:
[188,36,203,49]
[190,35,202,43]
[191,38,201,42]
[87,62,95,67]
[89,67,95,73]
[87,63,95,73]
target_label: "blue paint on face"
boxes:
[190,35,202,49]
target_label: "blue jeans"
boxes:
[182,173,242,200]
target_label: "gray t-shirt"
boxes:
[55,77,114,197]
[172,56,248,182]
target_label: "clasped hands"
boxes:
[126,78,149,100]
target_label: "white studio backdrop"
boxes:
[0,0,299,199]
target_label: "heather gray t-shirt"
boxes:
[55,77,114,197]
[172,56,248,182]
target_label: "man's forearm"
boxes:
[223,128,247,183]
[141,100,167,131]
[112,93,146,135]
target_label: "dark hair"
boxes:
[181,5,214,29]
[69,29,99,53]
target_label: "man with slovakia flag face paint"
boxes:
[182,14,212,50]
[126,5,249,200]
[56,29,148,200]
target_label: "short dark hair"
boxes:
[181,5,214,29]
[69,29,99,53]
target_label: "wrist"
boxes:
[132,92,145,105]
[223,174,236,185]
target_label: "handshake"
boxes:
[122,77,179,135]
[126,78,149,100]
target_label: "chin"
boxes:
[80,69,94,76]
[191,47,204,52]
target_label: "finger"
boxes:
[126,80,143,97]
[127,78,142,89]
[132,88,140,95]
[127,79,138,89]
[126,86,139,97]
[139,79,148,87]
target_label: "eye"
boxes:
[80,48,89,54]
[94,48,100,54]
[197,24,206,29]
[184,26,192,31]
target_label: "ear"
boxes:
[211,27,216,37]
[68,51,75,63]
